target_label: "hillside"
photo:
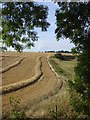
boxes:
[1,52,76,118]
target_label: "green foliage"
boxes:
[55,2,90,50]
[1,2,50,52]
[69,51,90,116]
[50,56,76,80]
[0,46,7,51]
[55,2,90,117]
[70,94,90,117]
[9,96,26,119]
[54,53,65,60]
[71,47,78,55]
[49,58,66,75]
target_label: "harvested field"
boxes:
[1,52,63,118]
[2,52,48,86]
[2,56,21,68]
[0,57,43,94]
[2,57,35,86]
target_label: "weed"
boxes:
[50,105,68,119]
[9,96,26,119]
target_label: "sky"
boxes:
[25,2,75,52]
[1,2,75,52]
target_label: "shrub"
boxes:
[68,51,90,118]
[54,53,65,60]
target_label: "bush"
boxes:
[68,51,90,118]
[54,53,65,60]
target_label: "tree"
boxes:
[1,2,50,52]
[55,2,90,117]
[0,46,7,52]
[71,47,78,55]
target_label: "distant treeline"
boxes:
[44,50,71,53]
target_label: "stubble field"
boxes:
[0,52,76,118]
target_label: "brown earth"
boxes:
[1,52,63,118]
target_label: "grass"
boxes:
[27,54,78,118]
[3,52,78,118]
[49,56,77,80]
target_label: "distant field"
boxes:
[1,52,77,118]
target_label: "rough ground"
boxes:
[1,52,63,118]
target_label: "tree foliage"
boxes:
[55,2,90,117]
[1,2,50,52]
[71,47,78,55]
[55,2,90,50]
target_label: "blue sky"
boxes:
[26,2,75,52]
[1,2,75,52]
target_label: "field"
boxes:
[0,52,77,118]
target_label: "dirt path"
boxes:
[2,52,63,118]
